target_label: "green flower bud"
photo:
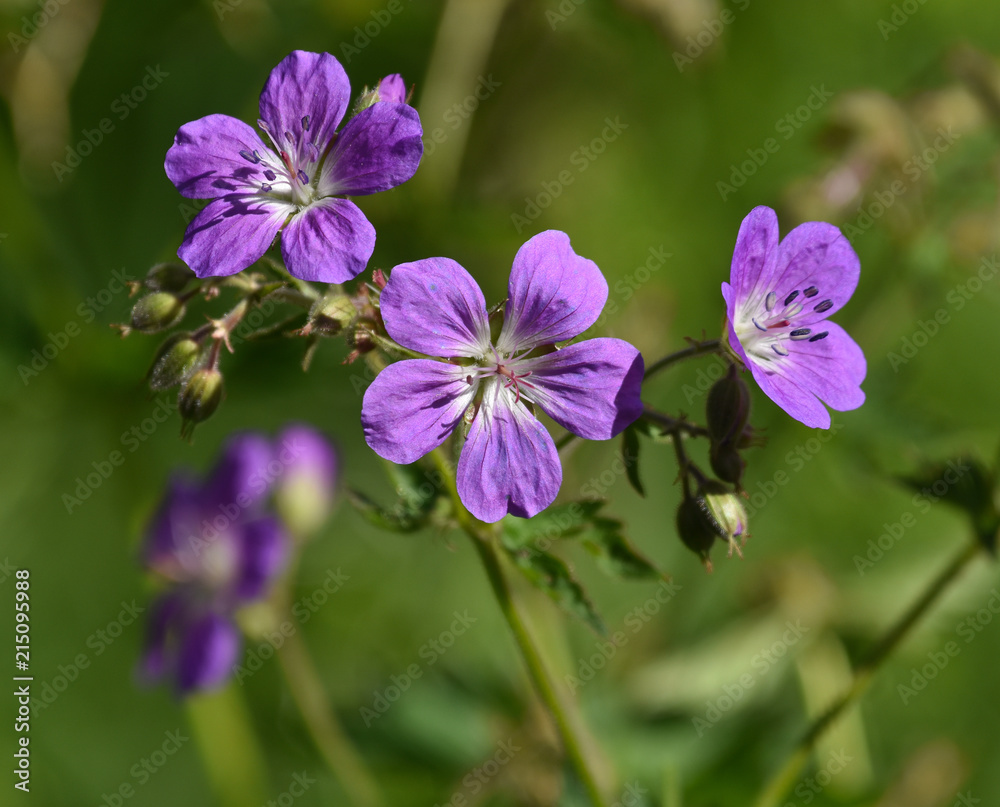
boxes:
[308,293,357,336]
[676,497,719,568]
[710,441,746,486]
[130,292,185,334]
[144,262,195,293]
[178,368,224,436]
[148,334,202,391]
[699,479,749,556]
[706,363,751,444]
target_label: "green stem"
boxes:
[262,255,322,300]
[276,627,382,807]
[428,449,612,806]
[752,539,982,807]
[643,338,722,381]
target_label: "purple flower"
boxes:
[361,231,645,523]
[165,51,423,282]
[274,424,340,536]
[139,434,288,693]
[722,206,866,429]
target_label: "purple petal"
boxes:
[258,51,350,158]
[165,114,274,199]
[517,338,645,440]
[496,231,608,353]
[233,517,287,601]
[176,611,241,693]
[143,475,203,571]
[378,74,407,104]
[747,322,866,429]
[178,196,289,278]
[457,380,562,523]
[729,206,780,307]
[320,102,423,196]
[137,593,184,684]
[770,222,860,325]
[279,197,375,283]
[362,360,476,465]
[206,432,275,511]
[379,258,491,357]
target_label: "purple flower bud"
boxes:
[274,425,338,537]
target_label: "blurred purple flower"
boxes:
[139,433,288,694]
[361,230,644,523]
[722,206,866,429]
[274,424,340,536]
[165,50,423,282]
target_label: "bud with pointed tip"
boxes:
[308,293,357,337]
[706,363,751,444]
[179,368,224,437]
[131,292,186,334]
[676,496,719,570]
[699,479,749,557]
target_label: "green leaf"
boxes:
[346,489,429,533]
[504,544,606,635]
[622,427,645,497]
[500,501,604,551]
[580,517,662,581]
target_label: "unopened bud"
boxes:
[178,368,224,434]
[710,441,746,486]
[130,292,185,334]
[676,497,719,568]
[699,480,749,556]
[308,293,357,337]
[274,425,339,538]
[148,334,202,391]
[144,262,195,293]
[706,363,751,444]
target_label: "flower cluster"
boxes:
[361,230,645,522]
[165,50,422,282]
[138,426,336,693]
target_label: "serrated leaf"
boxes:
[580,517,662,580]
[504,545,606,635]
[500,501,604,551]
[622,427,645,497]
[346,489,429,533]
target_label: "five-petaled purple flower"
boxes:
[723,206,866,429]
[361,231,645,523]
[139,426,336,693]
[165,51,423,282]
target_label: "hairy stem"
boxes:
[752,539,983,807]
[643,338,722,381]
[428,449,612,806]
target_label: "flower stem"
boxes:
[643,338,722,381]
[752,538,983,807]
[261,255,321,301]
[427,449,612,806]
[276,623,381,807]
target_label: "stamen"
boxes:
[284,130,294,143]
[752,318,767,332]
[783,290,799,306]
[771,344,789,356]
[803,286,819,298]
[260,183,273,193]
[263,169,276,181]
[239,149,260,164]
[784,303,803,318]
[808,331,829,342]
[789,328,812,340]
[814,299,833,313]
[764,292,776,311]
[296,169,309,185]
[301,115,310,131]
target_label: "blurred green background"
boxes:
[2,0,1000,804]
